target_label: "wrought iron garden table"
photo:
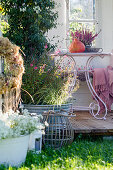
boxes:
[51,52,113,120]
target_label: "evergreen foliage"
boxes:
[1,0,58,61]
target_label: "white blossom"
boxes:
[20,7,26,12]
[33,6,40,14]
[0,109,43,139]
[44,121,49,126]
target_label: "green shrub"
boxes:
[1,0,58,61]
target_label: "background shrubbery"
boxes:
[1,0,58,61]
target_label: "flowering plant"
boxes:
[22,51,74,105]
[71,29,101,46]
[0,109,43,140]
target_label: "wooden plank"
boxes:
[70,119,92,133]
[78,119,105,129]
[69,111,113,135]
[75,120,108,133]
[74,112,93,120]
[71,121,90,130]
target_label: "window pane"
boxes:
[70,0,95,20]
[69,22,95,32]
[69,22,96,45]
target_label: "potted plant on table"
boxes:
[71,29,102,52]
[0,109,43,167]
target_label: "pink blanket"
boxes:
[93,66,113,113]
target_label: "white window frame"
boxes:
[65,0,99,47]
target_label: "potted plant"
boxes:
[0,109,43,167]
[21,52,76,114]
[71,29,102,52]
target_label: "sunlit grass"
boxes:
[1,136,113,170]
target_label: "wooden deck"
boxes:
[69,111,113,135]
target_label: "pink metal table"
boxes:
[51,52,112,120]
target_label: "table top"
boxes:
[51,52,112,57]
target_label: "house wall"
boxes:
[93,0,113,68]
[46,0,67,50]
[73,0,113,108]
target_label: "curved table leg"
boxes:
[56,54,78,98]
[85,56,107,120]
[55,53,107,120]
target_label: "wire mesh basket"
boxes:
[42,111,74,148]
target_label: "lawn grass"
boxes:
[1,136,113,170]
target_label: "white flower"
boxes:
[20,7,26,12]
[44,121,49,126]
[33,6,40,14]
[20,8,23,12]
[22,3,25,6]
[0,109,43,139]
[23,7,26,12]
